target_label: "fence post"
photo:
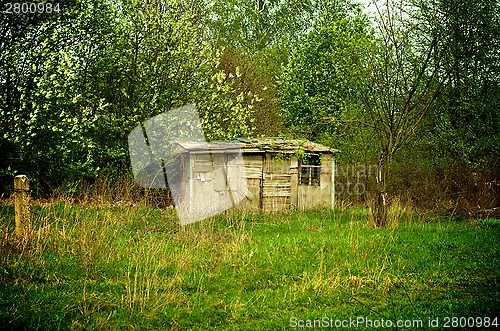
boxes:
[14,175,31,239]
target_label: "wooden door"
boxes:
[262,153,291,211]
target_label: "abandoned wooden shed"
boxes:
[172,138,338,213]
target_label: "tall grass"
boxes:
[49,176,176,208]
[0,195,498,330]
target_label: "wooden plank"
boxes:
[14,175,31,239]
[240,155,263,179]
[289,155,298,208]
[234,178,262,211]
[242,166,262,179]
[231,154,263,211]
[262,197,290,211]
[262,153,292,211]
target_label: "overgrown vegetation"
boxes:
[1,0,498,221]
[1,201,498,330]
[1,0,498,328]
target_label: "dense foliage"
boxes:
[1,0,259,194]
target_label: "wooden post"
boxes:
[331,156,335,210]
[14,175,31,239]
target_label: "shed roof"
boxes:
[174,138,338,154]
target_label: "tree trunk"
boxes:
[373,154,390,227]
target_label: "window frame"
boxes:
[299,154,321,187]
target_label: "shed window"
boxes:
[300,155,320,186]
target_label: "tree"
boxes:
[278,14,371,142]
[101,0,257,140]
[0,0,105,193]
[428,0,500,164]
[354,0,447,226]
[279,0,447,226]
[0,0,260,196]
[202,0,359,53]
[403,0,500,213]
[203,0,363,137]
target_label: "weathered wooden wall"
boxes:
[262,153,291,211]
[297,154,333,210]
[289,155,299,208]
[235,154,263,211]
[188,153,232,217]
[178,151,334,214]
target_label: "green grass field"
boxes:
[0,202,499,330]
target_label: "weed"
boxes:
[0,202,498,330]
